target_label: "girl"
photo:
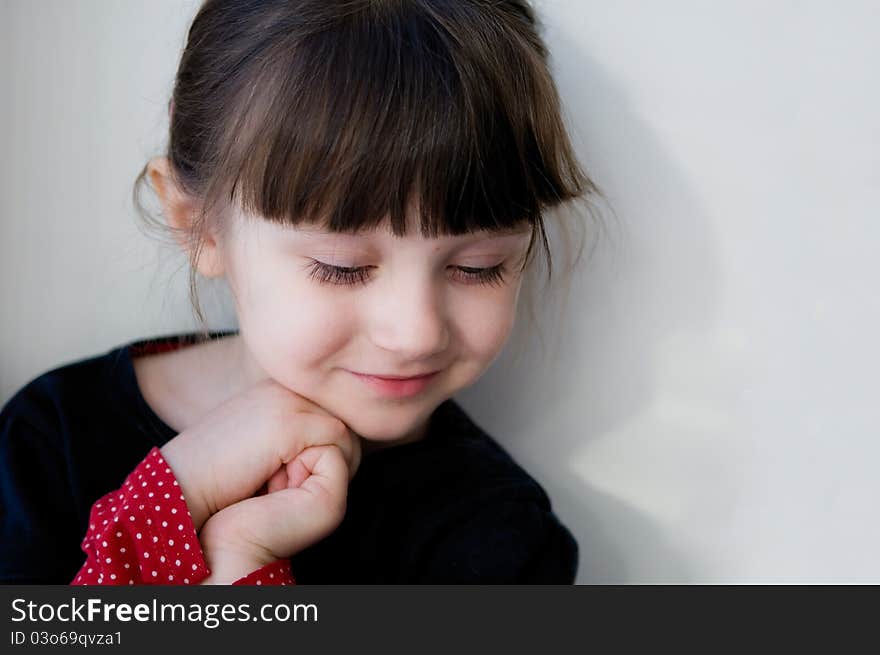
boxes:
[0,0,600,584]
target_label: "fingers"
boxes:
[274,412,359,481]
[238,444,351,559]
[258,382,358,474]
[284,456,310,489]
[266,467,288,494]
[294,444,350,517]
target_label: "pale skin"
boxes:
[143,156,532,583]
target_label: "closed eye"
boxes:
[304,261,508,288]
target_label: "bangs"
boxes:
[204,1,587,240]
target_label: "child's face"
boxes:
[217,208,532,444]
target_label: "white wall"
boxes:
[2,1,878,582]
[1,0,211,393]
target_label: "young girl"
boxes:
[0,0,599,584]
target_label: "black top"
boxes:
[0,331,578,584]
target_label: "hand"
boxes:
[197,440,360,584]
[159,378,361,532]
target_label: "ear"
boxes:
[146,156,225,278]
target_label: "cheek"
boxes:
[228,262,351,379]
[455,288,520,364]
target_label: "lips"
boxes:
[351,370,439,398]
[363,372,438,381]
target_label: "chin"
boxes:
[346,418,417,443]
[341,402,436,443]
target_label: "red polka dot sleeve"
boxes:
[70,447,295,586]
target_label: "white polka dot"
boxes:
[151,571,157,577]
[184,578,190,584]
[129,580,134,585]
[90,524,95,530]
[110,507,116,512]
[175,559,181,566]
[116,532,122,538]
[256,580,262,585]
[269,573,274,578]
[144,552,150,558]
[105,557,112,563]
[146,464,151,469]
[183,543,190,550]
[135,533,142,539]
[129,516,135,521]
[178,524,184,531]
[158,458,164,463]
[160,555,166,563]
[158,481,164,487]
[146,519,152,525]
[164,493,170,499]
[141,482,147,487]
[102,520,108,525]
[171,508,177,514]
[165,468,170,473]
[173,481,178,486]
[168,539,174,546]
[133,494,139,499]
[148,492,154,498]
[192,564,197,570]
[87,568,93,574]
[152,536,158,543]
[96,503,102,508]
[124,564,130,569]
[168,574,174,581]
[120,548,126,553]
[155,505,161,511]
[110,574,116,580]
[102,541,107,547]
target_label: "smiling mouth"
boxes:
[356,371,439,381]
[350,371,440,398]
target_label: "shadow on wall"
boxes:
[458,29,725,583]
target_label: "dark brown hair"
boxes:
[133,0,604,343]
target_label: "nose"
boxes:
[368,272,451,362]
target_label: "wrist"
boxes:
[200,544,277,585]
[159,441,211,531]
[199,517,277,585]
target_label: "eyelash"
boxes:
[305,261,509,288]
